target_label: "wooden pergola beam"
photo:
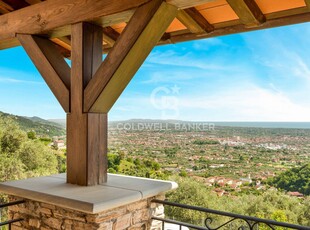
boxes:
[166,0,215,9]
[184,8,213,33]
[0,38,19,50]
[84,0,178,113]
[51,37,71,51]
[0,1,14,12]
[24,0,42,4]
[167,11,310,44]
[226,0,265,27]
[177,10,203,34]
[305,0,310,9]
[102,27,120,47]
[17,34,70,112]
[0,0,151,41]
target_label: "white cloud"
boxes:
[0,67,43,84]
[0,77,42,84]
[146,50,230,71]
[177,85,310,121]
[193,38,227,51]
[111,82,310,121]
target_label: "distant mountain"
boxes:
[0,111,65,137]
[25,116,63,128]
[110,119,310,129]
[48,119,66,128]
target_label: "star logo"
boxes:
[171,85,180,94]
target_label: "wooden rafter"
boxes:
[166,11,310,44]
[0,1,14,11]
[25,0,43,4]
[51,36,71,51]
[0,0,14,14]
[184,8,214,32]
[226,0,266,27]
[84,0,178,113]
[0,38,19,49]
[17,34,70,112]
[177,10,204,34]
[167,0,215,9]
[102,26,120,47]
[0,0,151,41]
[305,0,310,9]
[52,42,71,58]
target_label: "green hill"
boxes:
[0,111,65,137]
[268,163,310,195]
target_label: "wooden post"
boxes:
[67,22,107,186]
[17,0,177,186]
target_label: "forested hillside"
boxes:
[268,164,310,195]
[166,177,310,227]
[0,111,65,137]
[0,116,64,181]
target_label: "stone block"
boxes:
[113,213,131,230]
[29,218,41,228]
[43,217,62,229]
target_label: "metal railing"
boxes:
[152,199,310,230]
[0,200,24,230]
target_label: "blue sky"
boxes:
[0,22,310,121]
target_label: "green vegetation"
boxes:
[166,177,310,227]
[0,116,63,181]
[193,139,220,145]
[107,152,167,179]
[0,116,309,227]
[0,111,65,137]
[108,121,310,226]
[268,163,310,195]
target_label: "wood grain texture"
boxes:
[177,9,205,34]
[99,113,108,183]
[71,23,84,114]
[0,38,19,49]
[93,10,134,28]
[166,0,215,9]
[265,7,308,20]
[51,37,71,51]
[84,0,174,112]
[0,0,151,41]
[67,113,87,185]
[87,113,108,185]
[25,0,42,4]
[87,113,98,186]
[17,34,70,112]
[103,26,120,47]
[226,0,265,27]
[0,0,14,13]
[67,22,106,186]
[184,7,214,33]
[89,2,178,113]
[168,11,310,43]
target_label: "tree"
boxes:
[18,141,58,176]
[0,153,25,181]
[27,131,36,140]
[0,116,61,181]
[0,117,27,154]
[268,164,310,195]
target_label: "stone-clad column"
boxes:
[8,195,165,230]
[0,173,177,230]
